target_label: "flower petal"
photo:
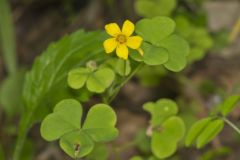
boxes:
[122,20,134,37]
[103,38,117,53]
[116,44,129,60]
[105,23,121,37]
[127,36,143,49]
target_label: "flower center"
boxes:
[116,34,127,44]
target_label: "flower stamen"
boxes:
[116,34,127,44]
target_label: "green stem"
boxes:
[222,117,240,135]
[13,111,33,160]
[107,62,144,103]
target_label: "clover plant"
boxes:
[0,10,236,160]
[9,17,190,160]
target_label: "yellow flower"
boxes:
[103,20,143,60]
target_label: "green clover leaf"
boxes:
[40,99,118,158]
[86,68,115,93]
[68,67,115,93]
[67,68,91,89]
[82,104,118,142]
[151,116,185,159]
[136,16,175,46]
[143,99,185,159]
[143,98,178,127]
[130,43,169,65]
[40,99,82,141]
[160,35,189,72]
[135,17,189,71]
[60,130,94,158]
[141,42,169,65]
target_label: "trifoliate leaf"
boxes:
[67,67,92,89]
[160,35,189,72]
[86,68,115,93]
[136,16,175,46]
[143,98,178,127]
[141,42,169,65]
[41,99,118,158]
[40,99,82,141]
[60,130,94,158]
[151,116,185,159]
[83,104,118,142]
[152,133,176,159]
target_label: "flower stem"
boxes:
[107,62,143,103]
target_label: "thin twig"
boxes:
[222,117,240,135]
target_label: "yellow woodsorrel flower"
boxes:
[103,20,143,60]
